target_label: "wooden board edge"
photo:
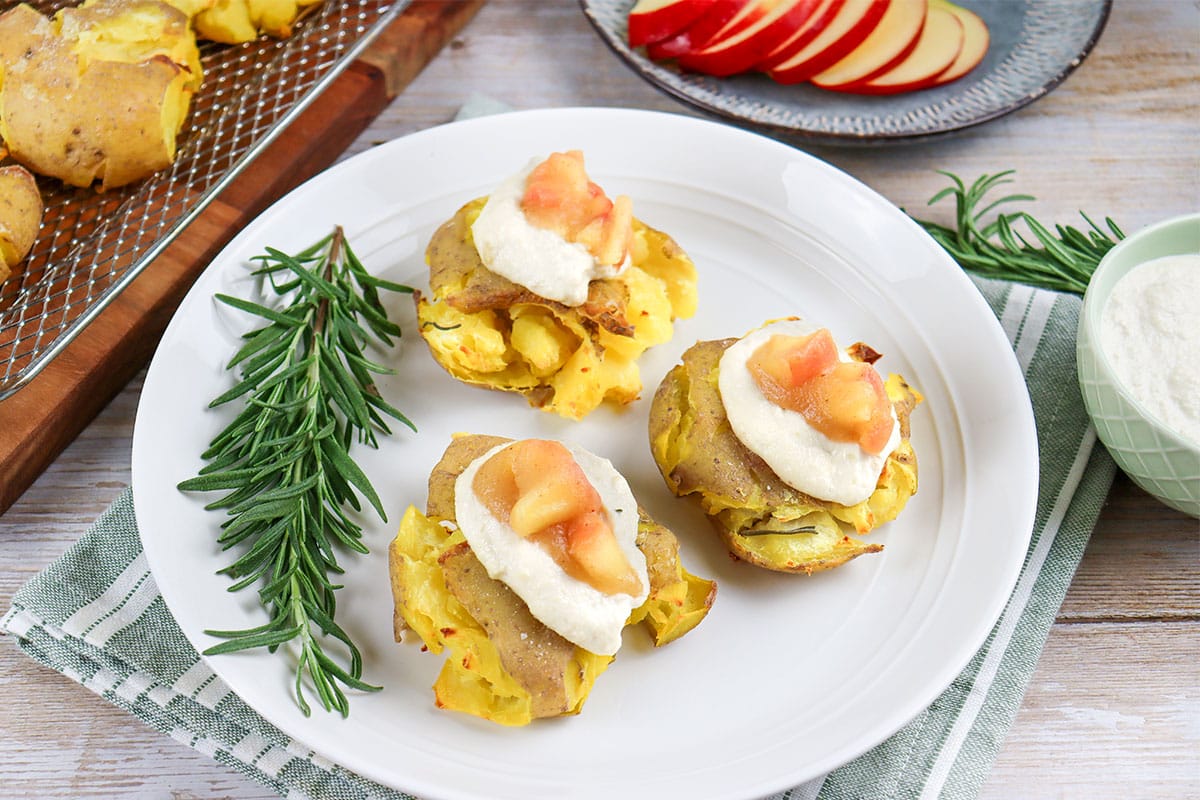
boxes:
[0,0,484,515]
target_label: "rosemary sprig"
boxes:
[908,170,1125,294]
[178,227,414,716]
[740,526,818,537]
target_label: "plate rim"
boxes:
[132,106,1040,799]
[578,0,1114,144]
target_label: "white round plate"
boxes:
[133,108,1037,800]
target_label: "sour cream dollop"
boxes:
[470,157,629,307]
[718,319,901,507]
[454,440,649,656]
[1099,253,1200,447]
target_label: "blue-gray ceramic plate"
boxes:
[580,0,1112,144]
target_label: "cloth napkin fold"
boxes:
[1,274,1114,800]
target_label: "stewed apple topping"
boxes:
[746,329,894,455]
[472,439,644,596]
[520,150,633,268]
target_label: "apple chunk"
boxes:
[746,331,895,455]
[473,439,643,597]
[811,0,928,89]
[763,0,890,84]
[928,0,988,85]
[628,0,717,47]
[838,3,962,94]
[678,0,820,77]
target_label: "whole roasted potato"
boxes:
[0,0,201,191]
[0,164,42,284]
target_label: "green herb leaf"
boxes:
[906,170,1124,295]
[179,226,414,717]
[740,525,819,537]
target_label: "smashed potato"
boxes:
[0,164,42,283]
[159,0,217,16]
[649,337,921,575]
[416,198,697,420]
[0,0,201,191]
[192,0,323,43]
[389,434,716,725]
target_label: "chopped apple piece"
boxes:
[566,511,645,596]
[817,362,895,453]
[521,151,632,267]
[509,481,584,537]
[473,440,644,596]
[747,330,894,454]
[576,194,632,266]
[746,330,839,391]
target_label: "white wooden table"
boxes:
[2,1,1197,797]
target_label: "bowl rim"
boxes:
[1078,211,1200,455]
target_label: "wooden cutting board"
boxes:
[0,0,485,514]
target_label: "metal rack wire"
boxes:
[0,0,404,400]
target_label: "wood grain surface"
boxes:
[1,1,1197,798]
[0,0,485,515]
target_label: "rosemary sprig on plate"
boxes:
[740,526,818,537]
[178,227,414,716]
[908,170,1125,294]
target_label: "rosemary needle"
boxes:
[907,170,1125,295]
[178,227,414,717]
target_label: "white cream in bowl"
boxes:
[1098,253,1200,448]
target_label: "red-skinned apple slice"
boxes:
[646,0,755,60]
[678,0,821,77]
[628,0,717,48]
[764,0,890,84]
[837,3,962,94]
[928,0,988,85]
[756,0,846,70]
[811,0,928,89]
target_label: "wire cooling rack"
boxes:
[0,0,405,400]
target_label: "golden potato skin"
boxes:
[193,0,323,43]
[388,433,716,725]
[159,0,217,17]
[648,337,921,575]
[0,165,43,283]
[416,198,698,420]
[60,0,204,89]
[0,0,200,191]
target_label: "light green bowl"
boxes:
[1077,213,1200,518]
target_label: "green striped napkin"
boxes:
[0,275,1115,799]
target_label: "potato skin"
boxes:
[0,0,200,191]
[0,165,43,283]
[193,0,324,43]
[388,433,716,725]
[648,337,921,575]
